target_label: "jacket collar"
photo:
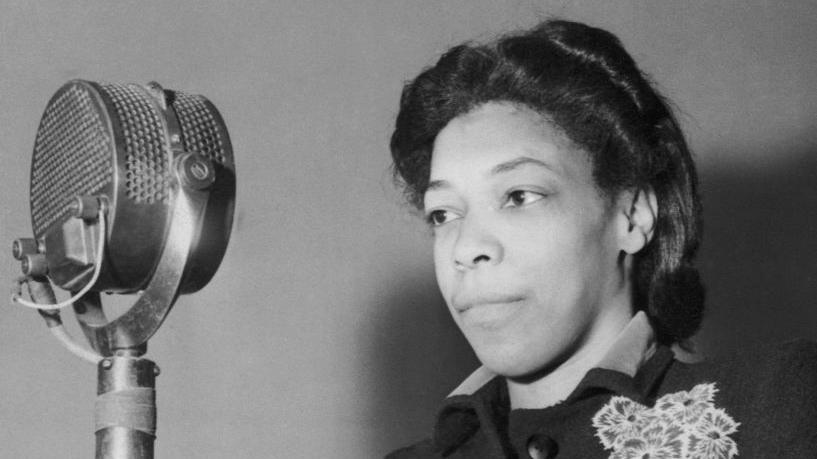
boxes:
[448,311,657,397]
[433,311,676,453]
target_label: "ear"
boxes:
[617,186,657,255]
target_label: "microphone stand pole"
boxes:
[14,81,231,459]
[95,346,158,459]
[74,185,210,459]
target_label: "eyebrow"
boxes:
[426,156,556,192]
[490,156,556,175]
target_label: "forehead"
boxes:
[429,102,590,183]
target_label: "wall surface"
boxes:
[0,1,815,457]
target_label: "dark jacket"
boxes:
[386,339,817,458]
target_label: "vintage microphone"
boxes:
[10,80,235,458]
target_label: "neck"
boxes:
[506,296,633,409]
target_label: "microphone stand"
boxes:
[72,182,211,459]
[95,346,158,458]
[14,81,224,459]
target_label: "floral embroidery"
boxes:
[593,396,651,449]
[611,424,684,459]
[655,383,716,424]
[687,408,739,459]
[592,383,739,459]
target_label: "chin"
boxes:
[472,341,559,379]
[468,329,578,380]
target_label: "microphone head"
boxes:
[29,80,235,294]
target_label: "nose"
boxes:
[452,214,503,271]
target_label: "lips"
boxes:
[452,292,526,313]
[451,293,526,329]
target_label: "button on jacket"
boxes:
[386,313,817,458]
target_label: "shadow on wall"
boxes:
[366,268,478,455]
[696,150,817,354]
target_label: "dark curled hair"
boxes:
[390,19,704,344]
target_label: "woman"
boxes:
[387,20,816,458]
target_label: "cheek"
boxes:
[508,219,580,269]
[432,234,455,297]
[511,215,614,296]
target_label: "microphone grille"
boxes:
[28,79,235,293]
[173,91,229,166]
[100,82,171,205]
[31,82,114,237]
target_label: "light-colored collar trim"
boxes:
[448,311,656,397]
[595,310,656,377]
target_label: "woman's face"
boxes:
[425,102,633,378]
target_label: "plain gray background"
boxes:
[1,1,816,457]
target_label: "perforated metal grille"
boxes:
[173,92,228,165]
[31,84,114,237]
[101,83,171,204]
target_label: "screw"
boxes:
[177,153,215,189]
[101,358,113,369]
[189,160,209,180]
[67,200,80,218]
[12,240,22,259]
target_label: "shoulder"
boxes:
[730,337,817,368]
[384,439,439,459]
[723,339,817,421]
[747,338,817,389]
[666,338,817,403]
[659,339,817,457]
[670,338,817,389]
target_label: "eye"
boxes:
[502,190,545,208]
[425,209,460,227]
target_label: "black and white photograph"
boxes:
[0,1,815,457]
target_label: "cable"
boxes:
[10,208,107,310]
[10,277,102,364]
[49,324,102,364]
[8,209,106,364]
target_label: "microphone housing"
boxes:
[28,80,235,294]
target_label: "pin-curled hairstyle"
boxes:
[390,19,704,343]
